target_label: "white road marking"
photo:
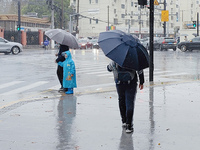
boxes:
[0,81,48,95]
[160,72,190,77]
[0,81,24,90]
[86,71,109,75]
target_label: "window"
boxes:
[176,12,179,22]
[121,4,125,9]
[96,19,98,24]
[193,38,200,42]
[0,38,5,42]
[125,19,129,25]
[96,0,98,3]
[89,0,91,4]
[146,20,149,26]
[171,23,173,28]
[131,11,133,15]
[90,19,92,24]
[131,19,134,25]
[114,9,116,14]
[131,2,134,6]
[114,18,118,25]
[121,14,125,18]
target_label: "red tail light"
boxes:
[162,40,166,44]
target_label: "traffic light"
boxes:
[138,0,147,6]
[193,21,197,28]
[17,25,20,31]
[162,23,165,29]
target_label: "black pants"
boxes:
[116,81,137,125]
[57,65,63,88]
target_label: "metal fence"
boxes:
[4,31,40,45]
[26,31,39,45]
[4,31,18,42]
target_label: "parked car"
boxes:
[154,37,177,51]
[0,37,23,55]
[78,39,93,49]
[177,36,200,52]
[142,37,160,50]
[90,39,99,49]
[141,37,149,49]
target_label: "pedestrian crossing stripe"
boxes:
[0,71,192,95]
[0,81,24,90]
[0,81,48,95]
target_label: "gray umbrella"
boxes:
[45,29,79,49]
[180,34,188,36]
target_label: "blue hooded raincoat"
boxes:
[58,51,77,88]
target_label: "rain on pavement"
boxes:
[0,48,200,150]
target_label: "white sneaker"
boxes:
[126,124,134,133]
[122,123,126,128]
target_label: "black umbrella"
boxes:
[98,30,149,70]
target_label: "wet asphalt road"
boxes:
[1,48,200,150]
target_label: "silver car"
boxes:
[0,37,23,55]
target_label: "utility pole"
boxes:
[18,1,21,44]
[163,0,166,37]
[149,0,154,82]
[197,12,199,36]
[51,0,54,29]
[128,19,130,34]
[51,0,55,49]
[107,6,109,30]
[139,7,142,39]
[61,0,63,29]
[76,0,79,36]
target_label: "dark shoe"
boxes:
[63,88,68,92]
[126,124,134,133]
[58,87,64,92]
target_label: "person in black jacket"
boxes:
[107,61,144,133]
[55,44,69,92]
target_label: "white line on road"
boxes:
[0,81,24,90]
[0,81,48,95]
[160,72,190,77]
[86,71,109,75]
[97,74,113,77]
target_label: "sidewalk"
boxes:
[1,80,200,150]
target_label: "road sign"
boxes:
[154,0,159,5]
[161,10,169,22]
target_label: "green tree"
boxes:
[21,0,50,18]
[21,0,73,29]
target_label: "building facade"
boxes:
[70,0,200,39]
[0,14,51,32]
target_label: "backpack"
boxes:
[115,64,135,82]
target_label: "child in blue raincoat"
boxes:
[57,51,77,94]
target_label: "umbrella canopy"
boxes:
[45,29,79,49]
[98,30,149,70]
[180,34,188,36]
